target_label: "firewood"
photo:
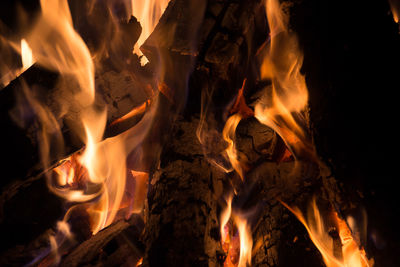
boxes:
[141,0,269,266]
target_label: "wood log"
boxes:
[0,0,387,266]
[0,13,145,188]
[141,0,269,266]
[0,15,149,256]
[0,64,152,254]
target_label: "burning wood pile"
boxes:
[0,0,397,266]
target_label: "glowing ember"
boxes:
[110,99,151,126]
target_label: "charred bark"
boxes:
[141,0,269,266]
[143,117,225,267]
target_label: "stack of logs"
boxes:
[0,0,361,266]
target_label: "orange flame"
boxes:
[236,217,252,267]
[281,199,374,267]
[389,0,400,23]
[131,0,170,64]
[254,0,313,158]
[221,194,234,245]
[220,195,253,267]
[110,99,150,126]
[16,0,159,237]
[222,114,244,180]
[27,0,96,106]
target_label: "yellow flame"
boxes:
[222,114,244,180]
[131,0,170,64]
[20,39,34,71]
[28,0,95,106]
[79,109,108,184]
[235,216,252,267]
[254,0,312,158]
[281,198,373,267]
[220,194,253,267]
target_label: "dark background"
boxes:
[1,0,400,266]
[291,0,400,266]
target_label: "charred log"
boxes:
[141,0,269,266]
[0,0,390,266]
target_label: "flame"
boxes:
[21,39,34,71]
[221,194,234,245]
[389,0,400,23]
[131,0,170,64]
[254,0,313,158]
[235,216,252,267]
[222,114,244,180]
[220,195,253,267]
[136,257,143,266]
[0,37,35,87]
[15,0,158,237]
[110,99,150,126]
[24,0,108,233]
[27,0,96,106]
[45,220,73,266]
[281,199,373,267]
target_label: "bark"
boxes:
[143,117,226,267]
[141,0,269,266]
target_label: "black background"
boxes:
[292,0,400,266]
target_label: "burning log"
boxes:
[0,0,387,266]
[140,0,271,266]
[0,10,151,259]
[0,13,147,185]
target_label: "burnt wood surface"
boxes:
[141,0,269,266]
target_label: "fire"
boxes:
[0,37,35,87]
[27,0,96,106]
[131,0,170,64]
[254,0,313,159]
[253,1,375,266]
[222,114,244,180]
[220,195,253,267]
[110,99,151,126]
[136,257,143,266]
[25,0,110,233]
[20,39,34,71]
[389,0,400,23]
[236,216,252,267]
[281,198,374,267]
[12,0,159,243]
[221,194,233,245]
